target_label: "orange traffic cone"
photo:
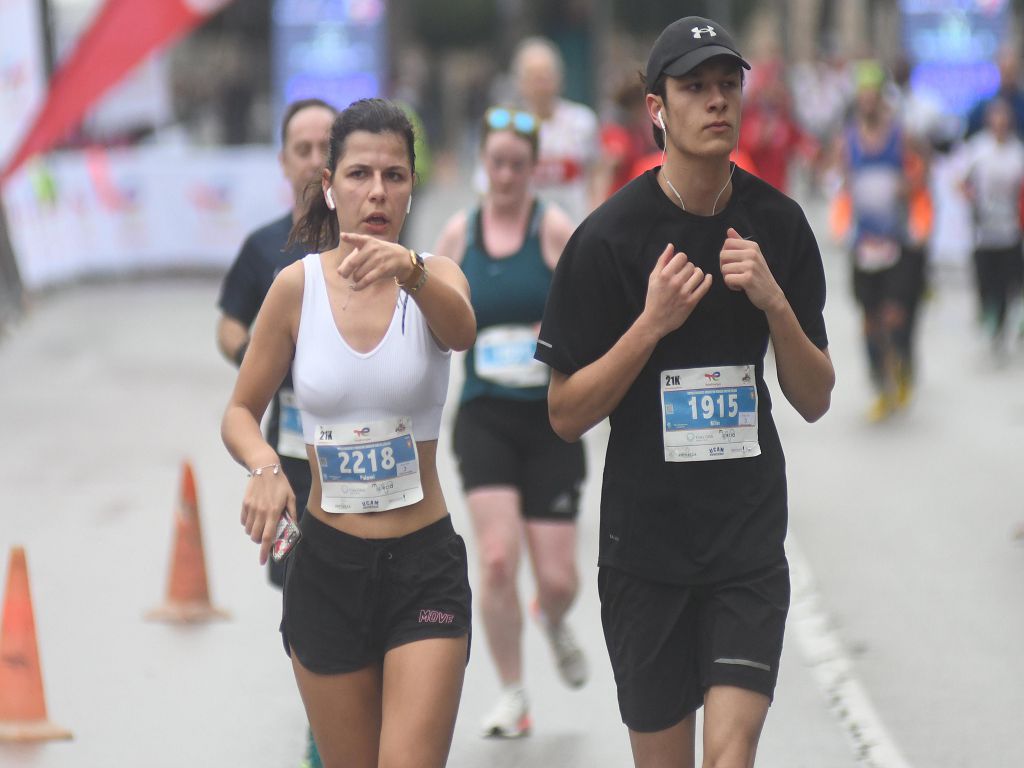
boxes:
[145,461,229,623]
[0,547,72,742]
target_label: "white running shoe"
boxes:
[481,687,531,738]
[531,600,588,689]
[545,619,588,689]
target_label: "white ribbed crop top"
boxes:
[292,253,451,443]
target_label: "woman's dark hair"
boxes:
[288,98,416,252]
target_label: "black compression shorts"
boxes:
[452,396,585,521]
[852,245,922,311]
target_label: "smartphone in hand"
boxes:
[271,511,301,562]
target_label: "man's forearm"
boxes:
[548,317,662,441]
[766,300,834,422]
[217,315,251,367]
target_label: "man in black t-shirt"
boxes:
[534,17,835,767]
[216,98,335,588]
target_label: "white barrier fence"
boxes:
[1,142,976,294]
[2,145,292,290]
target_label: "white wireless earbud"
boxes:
[325,188,335,210]
[658,110,666,132]
[406,194,412,215]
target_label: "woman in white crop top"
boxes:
[222,98,476,768]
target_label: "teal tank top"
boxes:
[460,200,554,403]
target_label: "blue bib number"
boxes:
[663,387,757,431]
[317,434,417,483]
[280,402,303,435]
[477,339,535,369]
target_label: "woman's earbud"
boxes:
[325,188,335,210]
[658,110,666,132]
[406,194,412,215]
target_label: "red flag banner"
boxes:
[1,0,232,183]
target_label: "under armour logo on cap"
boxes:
[645,16,750,90]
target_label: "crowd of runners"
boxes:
[213,12,1020,768]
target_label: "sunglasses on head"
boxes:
[485,107,538,135]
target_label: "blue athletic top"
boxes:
[846,122,906,243]
[460,201,553,403]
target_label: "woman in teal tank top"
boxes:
[435,107,589,739]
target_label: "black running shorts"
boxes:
[452,396,585,521]
[852,246,921,311]
[598,559,790,733]
[281,513,472,674]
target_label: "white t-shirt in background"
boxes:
[963,132,1024,249]
[532,98,599,224]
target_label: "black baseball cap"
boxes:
[645,16,750,92]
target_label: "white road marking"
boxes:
[787,535,914,768]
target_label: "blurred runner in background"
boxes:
[965,47,1024,139]
[889,55,940,393]
[435,105,588,739]
[960,97,1024,360]
[511,37,601,223]
[834,62,917,421]
[217,98,336,587]
[215,97,335,768]
[738,62,817,195]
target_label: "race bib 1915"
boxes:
[660,365,760,462]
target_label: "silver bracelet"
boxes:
[247,463,280,478]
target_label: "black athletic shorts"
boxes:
[852,246,920,312]
[598,559,790,733]
[280,513,472,674]
[452,396,585,521]
[974,243,1024,295]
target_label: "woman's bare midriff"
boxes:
[303,440,450,539]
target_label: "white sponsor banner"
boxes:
[0,0,46,166]
[1,145,293,290]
